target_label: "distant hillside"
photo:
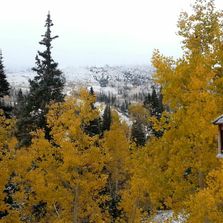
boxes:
[6,65,154,107]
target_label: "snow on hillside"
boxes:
[6,65,154,109]
[95,102,132,126]
[6,65,153,90]
[6,68,35,90]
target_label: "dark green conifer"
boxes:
[0,50,10,98]
[14,89,31,146]
[29,12,65,120]
[16,12,65,146]
[144,86,164,118]
[0,50,12,117]
[102,104,112,132]
[89,86,94,95]
[144,86,165,138]
[14,89,25,115]
[83,87,101,136]
[131,121,146,146]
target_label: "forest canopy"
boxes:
[1,0,223,222]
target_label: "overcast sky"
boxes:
[1,0,223,70]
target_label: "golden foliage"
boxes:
[128,103,150,124]
[147,0,223,213]
[2,1,223,222]
[0,92,110,222]
[186,161,223,222]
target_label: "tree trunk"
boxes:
[115,179,118,200]
[198,171,205,189]
[129,198,138,223]
[73,185,79,223]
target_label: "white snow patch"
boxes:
[150,211,186,223]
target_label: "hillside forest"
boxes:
[1,0,223,222]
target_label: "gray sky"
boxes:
[1,0,223,70]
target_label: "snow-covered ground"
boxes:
[151,211,186,223]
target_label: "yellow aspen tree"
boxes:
[46,90,109,222]
[119,145,153,223]
[186,161,223,223]
[129,103,149,146]
[148,0,223,211]
[0,110,18,223]
[6,91,110,222]
[101,111,131,222]
[117,115,171,221]
[128,104,150,125]
[119,128,173,223]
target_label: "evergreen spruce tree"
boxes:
[0,50,10,99]
[0,50,12,117]
[89,86,94,95]
[29,12,65,122]
[14,89,31,146]
[14,89,25,115]
[144,86,164,118]
[83,87,101,136]
[102,104,112,132]
[143,92,151,109]
[144,87,164,138]
[158,88,164,114]
[151,87,159,116]
[16,12,65,146]
[131,120,146,146]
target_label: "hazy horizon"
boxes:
[1,0,223,70]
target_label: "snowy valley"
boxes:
[7,65,153,98]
